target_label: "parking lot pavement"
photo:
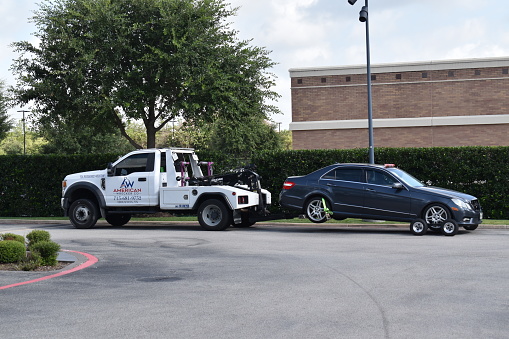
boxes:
[1,222,509,339]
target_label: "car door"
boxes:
[362,169,414,220]
[319,167,365,216]
[105,152,155,207]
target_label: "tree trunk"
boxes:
[112,110,142,149]
[146,124,157,148]
[145,103,157,148]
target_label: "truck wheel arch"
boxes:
[193,193,233,211]
[63,183,107,218]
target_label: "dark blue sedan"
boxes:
[279,163,482,236]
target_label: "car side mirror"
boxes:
[107,162,114,177]
[392,182,404,190]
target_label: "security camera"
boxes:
[359,6,368,22]
[348,0,357,5]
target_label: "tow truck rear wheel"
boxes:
[69,199,99,229]
[198,199,231,231]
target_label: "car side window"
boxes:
[114,153,155,176]
[323,168,363,182]
[366,169,398,186]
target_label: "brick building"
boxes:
[289,57,509,150]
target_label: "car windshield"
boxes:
[388,168,425,187]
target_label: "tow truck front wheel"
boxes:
[198,199,231,231]
[69,199,99,229]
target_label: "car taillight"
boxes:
[283,181,295,190]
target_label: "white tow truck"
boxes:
[61,148,272,230]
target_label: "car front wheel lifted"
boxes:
[423,204,450,226]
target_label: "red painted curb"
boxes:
[0,250,98,290]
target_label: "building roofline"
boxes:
[289,56,509,77]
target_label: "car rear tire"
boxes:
[423,204,450,226]
[410,219,428,236]
[305,197,330,223]
[441,219,459,236]
[69,199,99,229]
[198,199,231,231]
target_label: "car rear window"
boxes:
[322,168,363,182]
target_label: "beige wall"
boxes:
[290,60,509,150]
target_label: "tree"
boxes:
[11,0,280,149]
[0,121,47,155]
[0,81,13,141]
[36,124,135,154]
[206,117,285,159]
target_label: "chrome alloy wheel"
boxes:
[424,205,449,225]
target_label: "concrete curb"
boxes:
[0,219,507,229]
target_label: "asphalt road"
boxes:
[1,222,508,339]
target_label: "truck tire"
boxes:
[105,213,132,227]
[69,199,99,229]
[198,199,231,231]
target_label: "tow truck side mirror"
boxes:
[107,162,114,177]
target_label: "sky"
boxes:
[2,0,509,130]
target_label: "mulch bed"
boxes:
[0,262,71,272]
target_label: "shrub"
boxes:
[0,240,26,263]
[29,240,61,266]
[17,252,42,271]
[26,230,51,246]
[0,233,25,244]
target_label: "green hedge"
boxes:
[0,154,121,217]
[1,146,508,219]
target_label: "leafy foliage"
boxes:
[29,240,61,266]
[0,233,25,244]
[11,0,280,149]
[0,241,26,263]
[0,153,120,217]
[26,230,51,247]
[0,121,48,155]
[0,81,13,142]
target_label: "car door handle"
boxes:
[365,188,375,192]
[138,178,147,182]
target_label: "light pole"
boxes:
[348,0,374,164]
[17,110,30,155]
[170,120,176,145]
[276,122,282,133]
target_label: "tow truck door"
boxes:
[104,152,156,206]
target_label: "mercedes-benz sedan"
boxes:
[279,163,482,236]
